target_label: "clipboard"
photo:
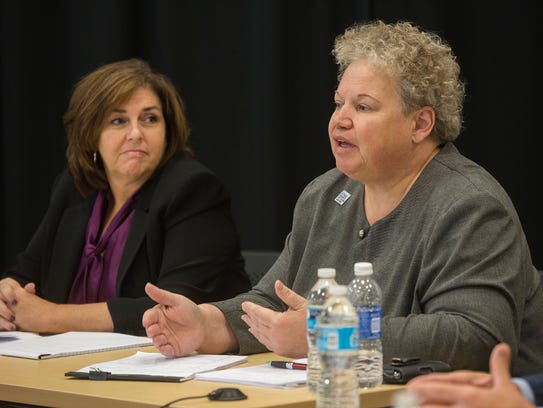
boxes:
[65,368,192,382]
[64,351,248,383]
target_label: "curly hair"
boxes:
[332,20,465,143]
[64,58,193,197]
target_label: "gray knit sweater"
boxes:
[213,143,543,376]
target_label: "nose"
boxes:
[331,105,353,129]
[126,121,143,141]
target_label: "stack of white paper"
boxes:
[67,351,248,381]
[195,363,307,389]
[0,331,152,359]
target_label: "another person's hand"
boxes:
[142,283,206,357]
[407,343,536,408]
[240,280,308,358]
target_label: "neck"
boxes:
[364,143,441,225]
[101,180,141,236]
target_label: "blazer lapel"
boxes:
[115,176,156,290]
[116,207,147,290]
[47,201,91,301]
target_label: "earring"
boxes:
[93,152,97,163]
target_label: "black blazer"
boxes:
[6,153,250,334]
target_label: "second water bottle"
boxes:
[347,262,383,388]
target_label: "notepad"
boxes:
[66,351,248,382]
[195,362,307,389]
[0,331,152,359]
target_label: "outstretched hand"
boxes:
[142,283,205,357]
[407,343,535,408]
[241,280,308,358]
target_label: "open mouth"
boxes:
[337,140,355,148]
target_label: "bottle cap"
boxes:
[354,262,373,276]
[317,268,336,278]
[328,284,347,296]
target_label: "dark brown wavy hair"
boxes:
[64,58,193,197]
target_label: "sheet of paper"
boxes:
[0,331,152,359]
[195,363,307,389]
[72,351,248,378]
[0,331,40,341]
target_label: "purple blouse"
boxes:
[68,190,137,304]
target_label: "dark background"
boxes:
[1,0,542,271]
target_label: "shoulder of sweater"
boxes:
[429,143,511,202]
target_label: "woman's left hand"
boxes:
[241,280,308,358]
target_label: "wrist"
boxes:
[197,304,238,354]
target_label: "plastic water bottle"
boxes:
[306,267,337,393]
[347,262,383,388]
[316,285,359,408]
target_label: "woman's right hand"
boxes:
[0,277,22,330]
[142,283,206,357]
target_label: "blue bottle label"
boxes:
[357,308,381,340]
[317,326,359,351]
[307,305,321,330]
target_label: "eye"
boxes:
[110,117,126,125]
[141,113,160,124]
[333,100,343,110]
[356,104,370,112]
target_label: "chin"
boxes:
[335,160,352,174]
[336,163,363,181]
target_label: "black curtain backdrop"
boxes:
[1,0,542,271]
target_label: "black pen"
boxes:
[268,361,307,370]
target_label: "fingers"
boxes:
[142,305,159,330]
[142,306,177,357]
[0,278,20,307]
[155,343,177,358]
[146,330,177,357]
[241,302,274,334]
[0,279,20,330]
[144,282,169,303]
[241,302,276,349]
[0,305,16,331]
[407,381,472,405]
[241,301,274,323]
[0,295,15,327]
[145,282,184,307]
[274,280,306,310]
[24,282,36,294]
[408,370,490,386]
[489,343,512,388]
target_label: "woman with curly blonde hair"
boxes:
[142,21,543,382]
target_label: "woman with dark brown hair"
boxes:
[0,58,250,335]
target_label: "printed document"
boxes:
[67,351,248,381]
[0,331,152,359]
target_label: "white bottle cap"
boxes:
[328,284,347,296]
[317,268,336,278]
[354,262,373,276]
